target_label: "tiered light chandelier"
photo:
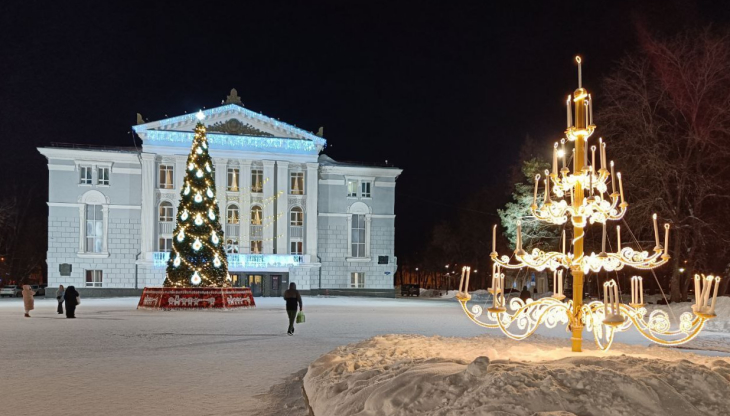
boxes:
[457,57,721,352]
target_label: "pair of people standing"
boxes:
[283,282,303,336]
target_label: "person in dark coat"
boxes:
[63,286,79,318]
[519,285,531,303]
[283,282,302,335]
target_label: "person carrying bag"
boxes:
[283,282,303,336]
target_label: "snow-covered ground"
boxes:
[304,334,730,416]
[2,295,728,416]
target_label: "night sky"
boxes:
[2,0,728,261]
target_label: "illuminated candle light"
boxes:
[601,140,606,171]
[464,267,471,294]
[694,275,702,309]
[516,221,523,252]
[553,143,558,175]
[589,94,594,125]
[533,174,540,207]
[601,221,607,253]
[618,172,625,204]
[664,223,670,255]
[558,270,563,296]
[616,225,621,252]
[639,277,644,305]
[591,145,596,171]
[562,230,566,254]
[561,139,566,169]
[610,161,616,194]
[703,275,713,309]
[566,95,572,128]
[572,148,576,173]
[604,282,609,315]
[492,224,497,254]
[459,266,466,293]
[652,214,660,248]
[544,177,551,203]
[710,276,720,314]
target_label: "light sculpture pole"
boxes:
[457,57,721,352]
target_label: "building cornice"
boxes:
[38,147,141,164]
[319,165,402,178]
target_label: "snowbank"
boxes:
[304,334,730,416]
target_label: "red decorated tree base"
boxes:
[137,287,256,310]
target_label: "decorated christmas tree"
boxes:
[165,111,229,287]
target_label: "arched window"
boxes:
[290,207,303,227]
[250,206,262,225]
[227,204,240,224]
[348,202,370,259]
[79,190,108,256]
[159,201,173,222]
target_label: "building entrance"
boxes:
[228,272,288,297]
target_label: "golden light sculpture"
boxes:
[457,57,721,352]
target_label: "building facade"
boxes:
[39,91,401,297]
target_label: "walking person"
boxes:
[56,285,65,315]
[22,285,36,318]
[63,285,79,319]
[519,285,531,303]
[283,282,302,336]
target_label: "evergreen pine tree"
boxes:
[165,113,229,287]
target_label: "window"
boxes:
[159,164,174,189]
[351,214,366,258]
[227,168,239,191]
[227,205,240,224]
[347,180,358,198]
[290,207,303,227]
[361,181,371,198]
[250,240,263,254]
[85,205,103,253]
[85,270,103,288]
[250,206,263,254]
[159,201,173,222]
[251,169,263,193]
[290,241,303,255]
[97,167,110,186]
[290,172,304,195]
[250,206,262,225]
[226,239,239,254]
[80,166,92,185]
[158,238,172,252]
[351,272,365,288]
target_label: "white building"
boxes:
[38,90,401,297]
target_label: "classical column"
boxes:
[214,158,228,225]
[77,205,85,254]
[140,153,157,260]
[175,156,186,195]
[364,215,372,258]
[305,163,319,257]
[262,160,276,254]
[276,161,290,255]
[241,160,252,254]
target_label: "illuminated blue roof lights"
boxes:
[143,130,320,154]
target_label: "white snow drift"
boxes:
[304,334,730,416]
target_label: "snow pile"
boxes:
[303,334,730,416]
[418,289,490,300]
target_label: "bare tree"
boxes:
[600,27,730,302]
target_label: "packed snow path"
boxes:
[1,296,727,415]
